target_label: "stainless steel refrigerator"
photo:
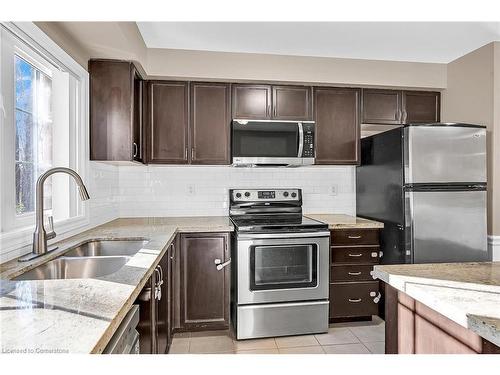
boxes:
[357,123,489,264]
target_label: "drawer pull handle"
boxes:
[348,298,362,303]
[348,253,363,257]
[347,235,362,239]
[348,271,362,276]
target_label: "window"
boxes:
[0,22,89,257]
[15,55,53,215]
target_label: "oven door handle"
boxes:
[236,231,331,240]
[297,122,304,157]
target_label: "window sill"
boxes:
[0,214,90,263]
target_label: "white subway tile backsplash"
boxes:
[116,165,356,217]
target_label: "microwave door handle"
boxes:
[297,122,304,157]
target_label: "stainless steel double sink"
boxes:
[14,240,148,281]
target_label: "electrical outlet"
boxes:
[330,185,338,196]
[187,185,196,196]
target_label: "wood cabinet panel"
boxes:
[362,89,402,125]
[190,83,231,164]
[272,85,312,120]
[403,91,440,124]
[90,60,138,161]
[232,84,271,119]
[331,228,380,246]
[148,82,189,164]
[314,87,360,164]
[329,282,379,319]
[180,233,230,331]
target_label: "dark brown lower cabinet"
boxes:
[179,233,230,331]
[384,283,500,354]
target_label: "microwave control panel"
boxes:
[302,123,315,158]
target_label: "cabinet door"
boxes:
[190,83,231,164]
[132,67,144,162]
[89,60,134,161]
[272,85,312,120]
[314,88,360,164]
[136,274,157,354]
[148,82,189,163]
[403,91,440,124]
[362,89,402,125]
[232,84,271,119]
[180,233,230,331]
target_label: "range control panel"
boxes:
[231,189,301,202]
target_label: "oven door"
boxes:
[232,120,310,166]
[236,232,330,304]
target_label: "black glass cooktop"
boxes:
[230,215,328,233]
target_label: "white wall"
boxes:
[118,165,356,217]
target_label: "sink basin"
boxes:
[63,239,148,257]
[13,256,131,281]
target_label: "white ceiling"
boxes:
[137,22,500,63]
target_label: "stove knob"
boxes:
[235,192,242,198]
[291,192,297,198]
[283,192,289,197]
[244,192,250,198]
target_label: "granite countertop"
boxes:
[372,262,500,347]
[0,217,233,354]
[305,214,384,229]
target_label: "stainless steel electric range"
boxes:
[229,188,330,340]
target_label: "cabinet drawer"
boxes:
[330,282,380,318]
[330,265,374,282]
[331,229,379,246]
[331,247,380,264]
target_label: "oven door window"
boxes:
[250,244,318,290]
[232,121,299,157]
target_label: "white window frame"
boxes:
[0,22,90,262]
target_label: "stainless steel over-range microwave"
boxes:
[231,119,315,167]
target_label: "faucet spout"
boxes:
[20,167,90,261]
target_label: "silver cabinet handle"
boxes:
[133,142,138,158]
[402,110,408,124]
[348,298,362,303]
[170,243,175,260]
[191,148,195,161]
[185,148,188,160]
[348,271,362,276]
[214,258,231,271]
[267,104,271,117]
[373,292,381,304]
[348,253,363,257]
[154,267,162,301]
[347,235,361,239]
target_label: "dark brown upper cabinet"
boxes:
[272,85,312,120]
[361,89,402,125]
[179,233,230,331]
[314,87,360,165]
[147,81,189,164]
[232,84,312,120]
[232,84,272,119]
[403,91,440,124]
[190,83,231,165]
[89,59,144,162]
[362,89,441,125]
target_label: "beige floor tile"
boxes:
[168,341,190,354]
[349,325,385,343]
[323,343,371,354]
[173,332,191,338]
[190,330,230,338]
[279,346,325,354]
[315,327,360,346]
[189,336,234,354]
[364,341,385,354]
[236,348,280,354]
[233,338,277,351]
[275,335,319,348]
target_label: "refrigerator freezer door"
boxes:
[404,126,486,184]
[405,189,488,263]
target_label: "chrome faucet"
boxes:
[19,167,90,262]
